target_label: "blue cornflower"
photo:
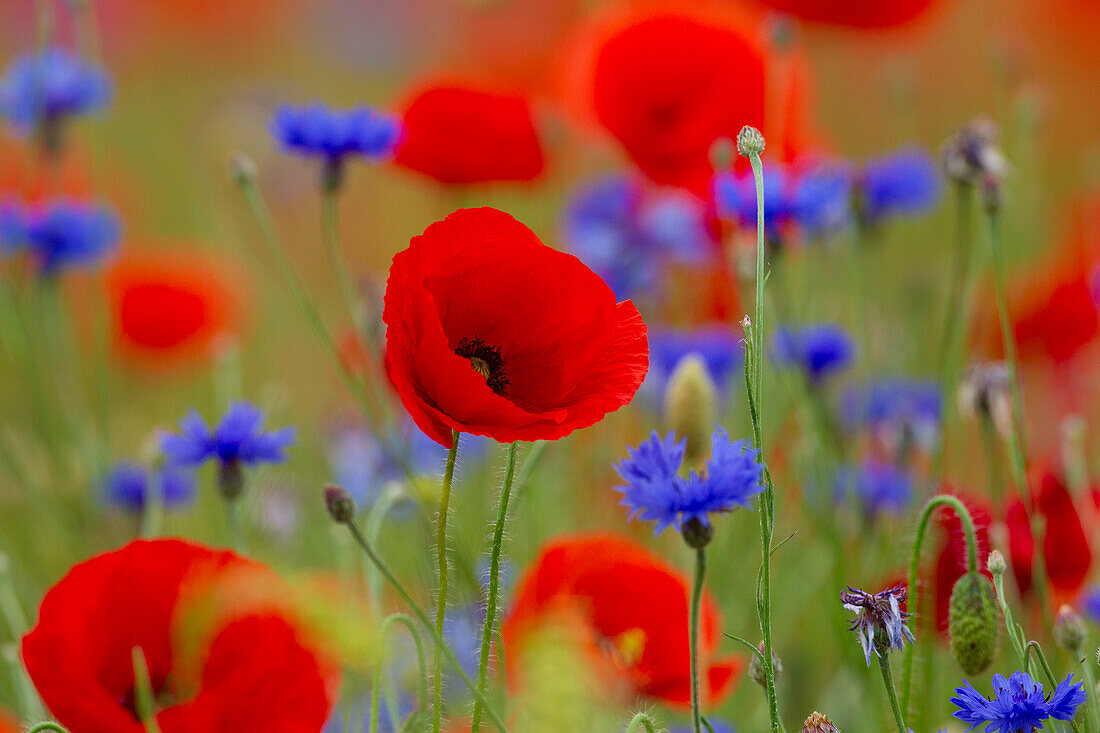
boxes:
[842,379,942,451]
[614,428,763,541]
[1083,586,1100,625]
[1,199,120,273]
[272,104,403,163]
[161,401,294,472]
[841,584,914,666]
[950,671,1086,733]
[772,324,855,381]
[712,164,794,238]
[103,462,195,511]
[835,460,914,516]
[793,164,852,236]
[564,175,709,301]
[0,48,111,132]
[856,148,941,224]
[649,326,744,392]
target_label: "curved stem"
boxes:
[1024,641,1083,733]
[342,521,509,732]
[28,725,68,733]
[371,614,429,732]
[625,712,659,733]
[471,441,519,733]
[878,655,907,733]
[900,494,979,716]
[432,432,461,733]
[689,547,707,733]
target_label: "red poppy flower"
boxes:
[932,493,993,633]
[394,84,545,185]
[1006,465,1094,604]
[22,539,338,733]
[746,0,943,28]
[502,534,742,707]
[577,6,815,196]
[383,207,649,448]
[106,251,243,367]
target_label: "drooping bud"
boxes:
[987,549,1007,576]
[1054,605,1087,654]
[748,640,783,688]
[958,362,1012,438]
[324,483,356,524]
[218,459,244,500]
[737,125,766,159]
[681,517,713,549]
[664,354,718,466]
[948,572,1000,675]
[802,711,839,733]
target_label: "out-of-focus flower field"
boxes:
[0,0,1099,731]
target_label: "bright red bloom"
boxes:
[502,534,743,707]
[106,251,243,367]
[1006,465,1094,603]
[932,493,993,633]
[383,207,649,448]
[746,0,943,28]
[394,85,545,185]
[580,6,815,196]
[22,539,337,733]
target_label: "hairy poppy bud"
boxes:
[1053,605,1087,654]
[748,640,783,688]
[948,572,1000,675]
[324,483,356,524]
[737,125,766,159]
[802,711,839,732]
[664,354,717,466]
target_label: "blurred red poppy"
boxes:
[570,5,816,196]
[932,492,993,633]
[1006,464,1094,604]
[22,539,338,733]
[383,207,649,448]
[502,534,743,707]
[0,709,16,733]
[394,84,545,185]
[106,251,243,368]
[746,0,943,28]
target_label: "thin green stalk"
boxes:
[625,712,660,733]
[139,479,163,538]
[1024,641,1084,733]
[371,614,429,733]
[900,495,979,717]
[991,564,1030,670]
[432,431,460,733]
[689,547,706,733]
[131,647,162,733]
[341,521,509,731]
[321,185,365,341]
[471,441,519,733]
[878,655,907,733]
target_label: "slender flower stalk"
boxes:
[131,646,163,733]
[471,441,519,733]
[320,183,366,340]
[433,431,461,733]
[738,125,782,733]
[372,614,429,732]
[689,546,707,733]
[878,654,906,733]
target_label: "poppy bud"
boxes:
[802,711,839,732]
[737,125,766,159]
[948,572,1000,675]
[987,549,1007,576]
[664,354,718,466]
[748,640,783,688]
[1053,605,1087,654]
[218,460,244,500]
[324,483,356,524]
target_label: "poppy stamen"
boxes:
[455,337,509,395]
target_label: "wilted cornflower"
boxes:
[103,461,195,511]
[614,427,764,546]
[835,460,914,517]
[648,326,744,393]
[161,401,294,499]
[941,118,1007,185]
[854,148,941,225]
[272,104,403,188]
[772,324,855,382]
[0,48,111,135]
[958,362,1012,437]
[842,378,942,452]
[950,671,1085,733]
[0,199,120,274]
[563,175,709,301]
[841,584,914,665]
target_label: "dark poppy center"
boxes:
[455,337,508,395]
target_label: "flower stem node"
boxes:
[681,517,714,549]
[218,460,244,501]
[324,483,356,524]
[948,572,1000,675]
[801,712,839,733]
[1053,605,1087,654]
[736,126,766,159]
[664,354,718,466]
[986,549,1007,576]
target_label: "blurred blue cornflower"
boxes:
[161,401,294,471]
[103,462,195,512]
[0,48,111,132]
[272,104,403,164]
[648,326,744,394]
[842,379,941,451]
[841,584,913,666]
[0,199,120,274]
[1083,586,1100,625]
[772,324,855,382]
[323,694,415,733]
[855,148,941,224]
[564,175,709,301]
[835,460,914,517]
[712,163,795,238]
[950,671,1086,733]
[614,428,763,540]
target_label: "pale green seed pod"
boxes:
[948,572,1000,675]
[663,354,717,467]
